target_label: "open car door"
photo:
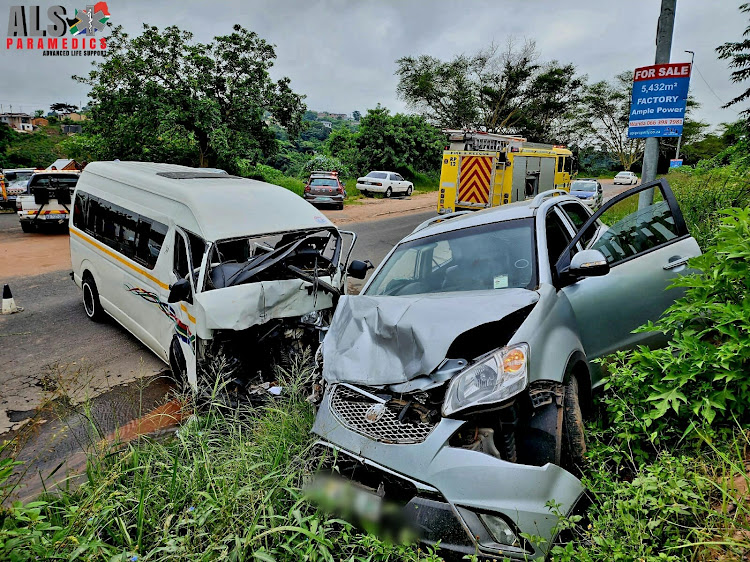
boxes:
[555,179,701,387]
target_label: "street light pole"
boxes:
[639,0,678,208]
[675,50,695,161]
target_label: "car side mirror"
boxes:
[568,249,610,278]
[168,277,193,303]
[347,259,374,279]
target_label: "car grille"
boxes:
[329,384,437,444]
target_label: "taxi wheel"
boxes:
[169,337,188,384]
[82,275,106,322]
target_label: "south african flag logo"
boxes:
[69,2,111,36]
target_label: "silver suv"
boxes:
[312,180,700,559]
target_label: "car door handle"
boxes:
[663,256,690,270]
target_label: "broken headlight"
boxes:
[442,344,528,416]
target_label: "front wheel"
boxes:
[384,187,392,198]
[563,374,587,470]
[406,185,413,196]
[82,276,106,322]
[169,337,187,385]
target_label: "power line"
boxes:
[692,62,727,107]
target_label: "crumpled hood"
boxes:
[322,290,539,385]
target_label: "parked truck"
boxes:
[16,171,80,232]
[437,130,575,214]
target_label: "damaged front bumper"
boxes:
[311,384,585,560]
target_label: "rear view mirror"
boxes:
[168,277,193,303]
[347,259,374,279]
[568,249,609,278]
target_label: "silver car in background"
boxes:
[569,178,603,209]
[312,180,700,559]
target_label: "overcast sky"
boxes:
[0,0,746,129]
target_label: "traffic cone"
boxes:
[1,284,23,314]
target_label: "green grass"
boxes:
[0,356,441,561]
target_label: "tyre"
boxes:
[169,337,188,384]
[384,187,392,198]
[406,185,413,196]
[364,191,372,198]
[20,221,35,233]
[563,374,587,470]
[82,275,106,322]
[336,203,344,210]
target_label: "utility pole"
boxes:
[639,0,677,208]
[674,49,695,161]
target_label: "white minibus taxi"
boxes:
[69,161,362,390]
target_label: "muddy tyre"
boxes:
[563,374,587,470]
[169,337,188,385]
[82,275,106,322]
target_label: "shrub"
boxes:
[302,154,351,178]
[668,166,750,249]
[600,207,750,458]
[237,161,306,196]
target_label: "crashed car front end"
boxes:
[310,216,586,559]
[311,293,585,559]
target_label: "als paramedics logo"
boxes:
[6,4,111,56]
[69,3,110,35]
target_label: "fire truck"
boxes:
[437,130,575,214]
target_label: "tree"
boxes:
[33,109,44,118]
[352,110,361,122]
[74,24,306,172]
[395,40,585,143]
[50,102,78,114]
[326,106,444,176]
[574,72,644,170]
[716,3,750,117]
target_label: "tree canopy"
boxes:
[573,72,644,171]
[717,2,750,117]
[395,40,585,144]
[325,106,443,176]
[74,24,306,173]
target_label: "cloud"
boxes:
[0,0,745,129]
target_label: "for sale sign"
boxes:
[628,63,691,138]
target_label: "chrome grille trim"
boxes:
[329,384,437,444]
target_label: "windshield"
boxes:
[365,218,537,297]
[205,228,341,291]
[9,171,33,183]
[571,181,597,192]
[311,178,338,187]
[366,172,387,179]
[28,175,79,189]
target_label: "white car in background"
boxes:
[356,171,413,198]
[613,171,638,185]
